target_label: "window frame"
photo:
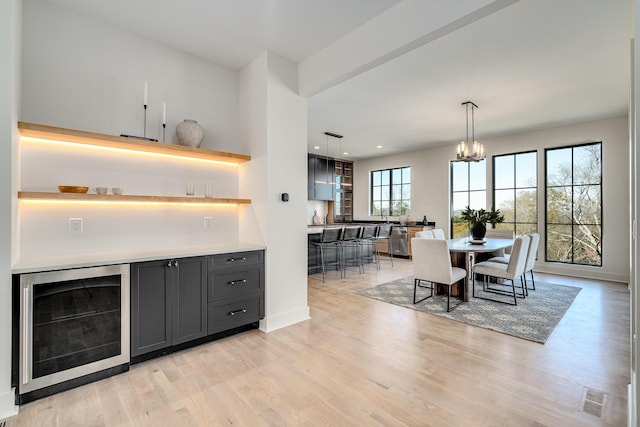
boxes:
[370,166,411,217]
[544,141,602,266]
[450,159,487,238]
[492,150,538,236]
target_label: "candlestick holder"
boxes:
[162,123,166,142]
[143,104,148,138]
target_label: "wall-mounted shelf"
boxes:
[18,122,251,164]
[18,191,251,205]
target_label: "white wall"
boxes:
[18,0,245,259]
[0,0,20,419]
[239,52,310,332]
[22,0,240,153]
[354,115,630,283]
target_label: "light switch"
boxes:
[69,218,83,234]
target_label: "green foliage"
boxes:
[459,206,505,227]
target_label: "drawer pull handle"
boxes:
[228,308,247,316]
[228,257,247,263]
[228,279,247,285]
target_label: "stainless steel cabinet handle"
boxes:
[228,279,247,285]
[228,257,247,263]
[228,308,247,316]
[167,261,172,268]
[173,260,179,267]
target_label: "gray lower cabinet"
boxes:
[207,250,265,334]
[130,256,207,357]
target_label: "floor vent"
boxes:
[579,386,609,419]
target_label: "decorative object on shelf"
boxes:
[459,206,504,240]
[143,81,148,138]
[422,215,428,225]
[205,183,213,198]
[455,101,485,162]
[186,179,195,196]
[110,187,124,195]
[119,82,159,142]
[162,101,166,142]
[58,185,89,193]
[176,120,204,147]
[93,187,108,194]
[312,210,321,225]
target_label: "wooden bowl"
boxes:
[58,185,89,193]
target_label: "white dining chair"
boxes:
[431,228,446,240]
[415,230,434,239]
[489,232,539,293]
[411,238,466,312]
[472,235,530,305]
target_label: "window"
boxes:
[370,167,411,216]
[545,142,602,266]
[451,160,486,238]
[493,151,537,235]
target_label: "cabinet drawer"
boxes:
[208,267,262,301]
[208,295,263,334]
[208,251,263,269]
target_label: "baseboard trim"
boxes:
[0,388,18,420]
[534,263,629,284]
[260,306,310,333]
[629,377,636,427]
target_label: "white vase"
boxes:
[176,119,204,148]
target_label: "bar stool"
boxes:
[374,224,394,268]
[340,226,363,276]
[312,227,343,283]
[359,224,379,270]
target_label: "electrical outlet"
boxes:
[69,218,83,234]
[204,217,213,229]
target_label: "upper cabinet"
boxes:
[307,154,335,201]
[334,159,353,223]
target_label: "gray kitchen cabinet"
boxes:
[308,154,335,201]
[207,250,265,334]
[130,256,207,358]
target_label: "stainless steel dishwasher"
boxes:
[390,226,408,257]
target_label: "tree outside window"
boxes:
[451,160,486,238]
[493,151,537,236]
[371,167,411,217]
[545,142,602,266]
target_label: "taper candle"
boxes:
[162,101,166,124]
[144,82,148,106]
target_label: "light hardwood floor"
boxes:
[8,258,630,426]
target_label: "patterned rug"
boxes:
[356,276,581,343]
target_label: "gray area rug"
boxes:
[356,277,581,343]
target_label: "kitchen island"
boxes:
[307,222,434,275]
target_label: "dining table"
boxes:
[447,237,515,301]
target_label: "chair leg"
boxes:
[529,270,536,290]
[319,245,326,283]
[413,278,433,304]
[511,279,517,305]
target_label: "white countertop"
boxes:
[12,242,266,274]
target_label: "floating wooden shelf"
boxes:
[18,191,251,205]
[18,122,251,164]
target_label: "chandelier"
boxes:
[456,101,485,162]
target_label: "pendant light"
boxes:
[455,101,485,162]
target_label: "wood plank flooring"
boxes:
[8,258,630,426]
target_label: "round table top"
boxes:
[446,237,514,253]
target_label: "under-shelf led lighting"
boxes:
[20,199,240,207]
[22,136,241,167]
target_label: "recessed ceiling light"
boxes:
[314,146,320,150]
[376,145,383,149]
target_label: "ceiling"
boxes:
[41,0,632,159]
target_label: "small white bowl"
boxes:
[110,187,124,195]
